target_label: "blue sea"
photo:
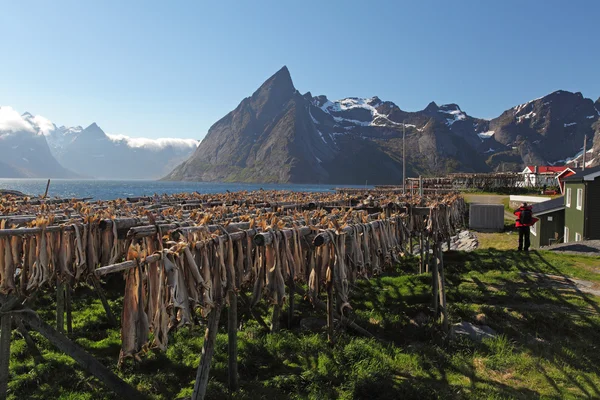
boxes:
[0,179,371,201]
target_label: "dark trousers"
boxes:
[518,226,530,251]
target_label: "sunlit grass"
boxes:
[6,249,600,399]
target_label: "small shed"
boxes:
[530,197,565,248]
[469,204,504,232]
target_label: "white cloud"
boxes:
[106,133,199,151]
[30,115,56,136]
[0,106,35,133]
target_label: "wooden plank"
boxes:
[0,314,11,400]
[19,310,144,399]
[192,304,223,400]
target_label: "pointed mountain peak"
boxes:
[83,122,106,137]
[424,101,439,112]
[253,65,295,96]
[21,111,33,118]
[248,66,297,120]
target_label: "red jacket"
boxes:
[514,206,539,227]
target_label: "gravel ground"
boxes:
[543,240,600,257]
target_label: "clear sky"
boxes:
[1,0,598,140]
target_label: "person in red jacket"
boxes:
[513,202,539,251]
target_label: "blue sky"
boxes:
[1,0,598,140]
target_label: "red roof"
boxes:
[525,166,569,174]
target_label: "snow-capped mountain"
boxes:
[165,66,599,183]
[0,107,199,179]
[0,106,78,178]
[54,122,199,179]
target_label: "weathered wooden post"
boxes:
[437,241,448,332]
[65,282,73,334]
[227,290,238,391]
[0,314,11,400]
[192,304,223,400]
[326,278,334,344]
[431,240,439,316]
[271,303,281,332]
[425,237,430,273]
[57,278,65,333]
[418,232,424,274]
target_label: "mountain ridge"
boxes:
[165,67,599,183]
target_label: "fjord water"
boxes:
[0,179,370,201]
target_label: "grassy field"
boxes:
[5,242,600,400]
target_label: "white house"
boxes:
[520,166,568,188]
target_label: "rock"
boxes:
[451,321,496,342]
[299,317,326,332]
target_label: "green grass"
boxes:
[5,250,600,399]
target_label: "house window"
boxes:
[575,232,582,242]
[531,221,537,236]
[577,188,583,210]
[564,226,569,243]
[547,216,553,221]
[566,188,571,207]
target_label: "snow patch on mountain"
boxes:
[438,107,466,126]
[516,111,536,123]
[477,130,495,140]
[564,122,577,127]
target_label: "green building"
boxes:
[531,197,565,247]
[562,165,600,242]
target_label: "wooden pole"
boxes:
[431,241,439,317]
[56,278,65,333]
[288,280,295,328]
[270,304,281,332]
[89,275,117,327]
[65,283,73,335]
[425,237,430,273]
[192,304,223,400]
[20,310,144,399]
[326,281,334,344]
[227,291,238,392]
[43,179,51,199]
[418,233,424,274]
[0,314,11,400]
[437,242,449,332]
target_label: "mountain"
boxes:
[52,123,199,179]
[167,67,599,183]
[0,107,79,178]
[0,106,199,179]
